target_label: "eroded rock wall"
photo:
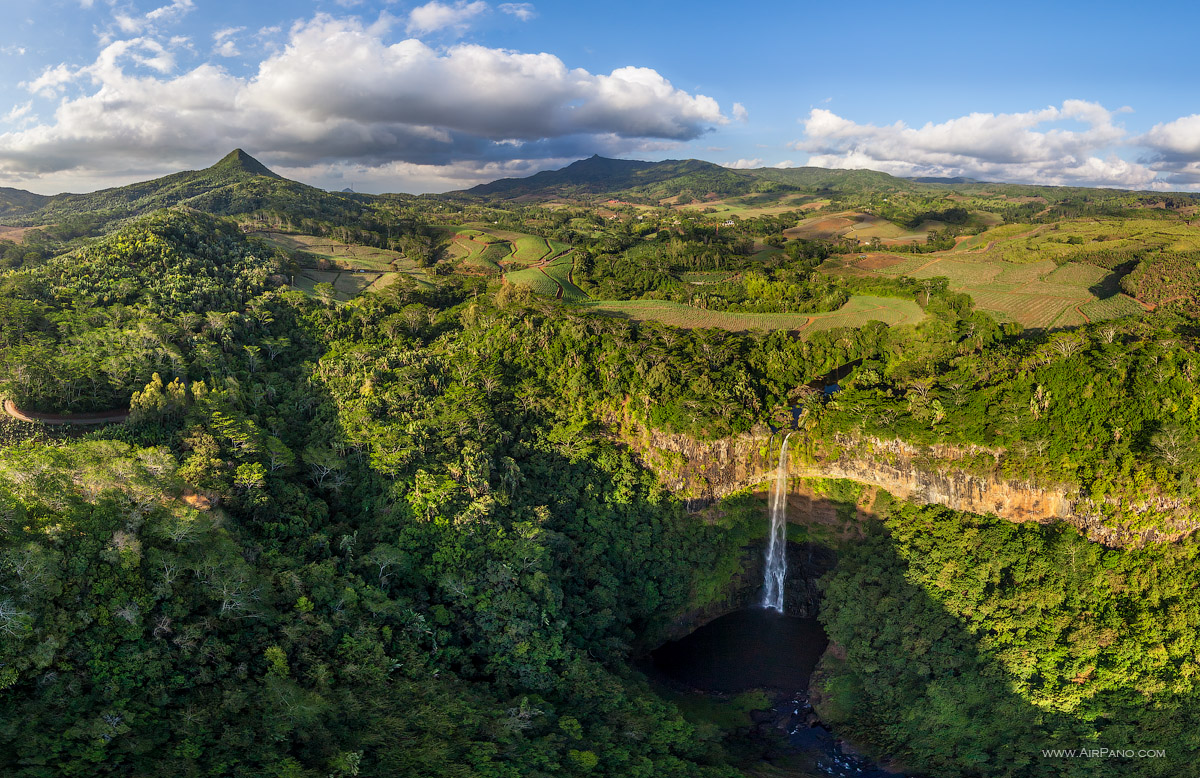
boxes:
[620,426,1195,546]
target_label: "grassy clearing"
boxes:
[0,224,47,243]
[578,300,813,330]
[750,248,785,263]
[333,273,381,297]
[578,294,924,334]
[290,269,409,301]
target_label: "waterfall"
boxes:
[762,432,792,612]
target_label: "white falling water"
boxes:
[762,433,792,612]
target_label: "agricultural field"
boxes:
[819,219,1158,329]
[445,227,511,271]
[252,229,427,300]
[954,218,1200,265]
[578,294,924,335]
[443,225,573,273]
[510,235,551,264]
[676,192,817,218]
[1080,294,1146,321]
[783,211,948,245]
[505,251,587,300]
[542,254,588,301]
[254,230,406,271]
[504,266,560,297]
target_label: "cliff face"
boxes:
[621,427,1197,547]
[654,540,835,644]
[620,424,777,510]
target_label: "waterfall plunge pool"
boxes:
[647,610,906,777]
[650,608,827,694]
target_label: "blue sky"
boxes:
[1,0,1199,194]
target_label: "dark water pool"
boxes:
[651,608,828,693]
[650,608,907,777]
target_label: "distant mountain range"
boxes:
[463,154,915,201]
[1,151,1190,229]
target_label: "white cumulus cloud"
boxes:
[499,3,536,21]
[793,101,1162,188]
[212,27,244,58]
[1139,114,1200,186]
[732,102,748,123]
[723,158,763,169]
[0,14,728,193]
[406,1,489,35]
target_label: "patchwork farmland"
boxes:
[818,217,1164,329]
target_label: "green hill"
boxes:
[0,187,50,218]
[0,150,371,227]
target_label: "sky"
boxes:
[2,0,1200,195]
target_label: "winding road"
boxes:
[3,399,129,426]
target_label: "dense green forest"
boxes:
[819,497,1200,777]
[1,153,1199,777]
[818,316,1200,535]
[0,210,764,777]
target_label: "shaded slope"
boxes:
[0,187,51,218]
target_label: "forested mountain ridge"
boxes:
[463,154,919,201]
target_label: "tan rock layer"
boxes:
[619,426,1197,547]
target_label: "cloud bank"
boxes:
[791,101,1173,188]
[0,13,727,192]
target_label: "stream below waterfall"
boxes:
[650,609,907,778]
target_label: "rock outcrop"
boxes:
[618,426,1198,547]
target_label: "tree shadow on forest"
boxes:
[816,521,1197,778]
